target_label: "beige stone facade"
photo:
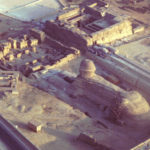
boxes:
[45,4,134,52]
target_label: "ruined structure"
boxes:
[0,71,19,94]
[0,0,149,150]
[45,2,133,52]
[0,28,80,77]
[69,59,150,122]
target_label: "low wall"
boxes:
[44,53,79,71]
[30,52,80,79]
[45,36,79,54]
[57,8,80,20]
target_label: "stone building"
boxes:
[45,2,133,52]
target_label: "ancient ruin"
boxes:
[0,0,150,150]
[44,2,136,52]
[0,28,80,77]
[0,71,19,94]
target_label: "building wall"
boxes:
[57,8,80,20]
[45,21,88,52]
[45,19,133,52]
[45,36,80,54]
[91,19,133,44]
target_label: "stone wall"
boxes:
[31,52,79,78]
[57,8,80,21]
[44,53,79,71]
[84,6,101,18]
[45,18,133,51]
[0,71,19,94]
[91,19,133,44]
[45,21,88,53]
[45,36,79,54]
[29,28,45,43]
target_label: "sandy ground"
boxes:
[0,81,93,150]
[0,140,10,150]
[0,14,33,40]
[108,0,150,25]
[116,36,150,71]
[0,0,60,21]
[0,58,150,150]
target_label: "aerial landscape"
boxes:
[0,0,150,150]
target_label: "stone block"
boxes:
[18,40,28,49]
[29,28,45,43]
[24,49,30,55]
[3,47,10,56]
[29,38,38,47]
[32,59,38,64]
[12,88,19,95]
[0,79,10,87]
[0,71,19,94]
[12,40,17,49]
[57,7,80,21]
[133,26,145,34]
[23,34,28,40]
[77,132,96,146]
[0,52,3,59]
[32,47,37,53]
[17,53,22,59]
[31,64,42,72]
[8,54,14,61]
[28,120,42,132]
[88,2,98,8]
[8,38,17,49]
[3,42,11,49]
